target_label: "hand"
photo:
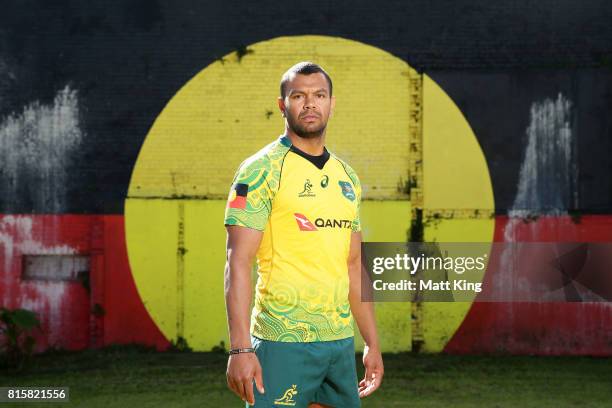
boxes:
[358,344,384,398]
[226,352,265,405]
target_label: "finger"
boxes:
[359,378,372,397]
[363,368,373,387]
[358,373,378,398]
[358,369,371,394]
[254,367,265,395]
[358,376,371,397]
[244,377,255,406]
[228,376,243,399]
[234,377,247,402]
[368,373,382,393]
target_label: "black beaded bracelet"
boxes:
[229,347,255,355]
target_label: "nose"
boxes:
[304,94,317,109]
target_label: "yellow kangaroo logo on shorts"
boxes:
[274,384,298,406]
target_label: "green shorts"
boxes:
[246,335,361,408]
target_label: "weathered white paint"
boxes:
[0,214,78,346]
[20,282,67,346]
[0,86,83,346]
[510,92,574,217]
[0,85,83,213]
[0,215,76,276]
[23,254,90,281]
[499,93,575,305]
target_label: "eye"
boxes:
[292,94,303,100]
[317,93,325,98]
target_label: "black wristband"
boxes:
[229,347,255,355]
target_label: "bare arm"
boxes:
[348,231,378,348]
[347,231,384,398]
[224,225,265,405]
[225,225,262,349]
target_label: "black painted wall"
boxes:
[0,0,611,214]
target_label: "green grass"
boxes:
[1,345,611,407]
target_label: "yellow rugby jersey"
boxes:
[224,134,361,342]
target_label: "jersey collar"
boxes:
[279,134,330,170]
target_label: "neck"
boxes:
[284,128,326,156]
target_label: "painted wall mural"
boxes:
[1,1,611,355]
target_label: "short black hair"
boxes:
[280,61,333,99]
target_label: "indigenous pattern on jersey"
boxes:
[224,134,362,342]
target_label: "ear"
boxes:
[277,96,286,117]
[330,95,336,117]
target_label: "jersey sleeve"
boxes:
[342,163,362,233]
[224,155,273,231]
[351,174,362,232]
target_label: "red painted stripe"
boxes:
[3,213,612,355]
[444,215,612,355]
[0,214,169,352]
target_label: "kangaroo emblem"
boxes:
[274,384,298,406]
[298,179,315,197]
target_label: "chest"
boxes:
[272,154,358,225]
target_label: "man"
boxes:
[223,61,383,408]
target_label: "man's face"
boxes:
[278,72,335,139]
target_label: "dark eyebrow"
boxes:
[288,88,329,96]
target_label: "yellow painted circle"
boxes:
[125,35,494,352]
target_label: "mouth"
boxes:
[301,114,319,121]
